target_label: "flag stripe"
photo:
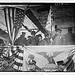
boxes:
[12,8,16,43]
[14,54,23,60]
[6,8,11,39]
[8,8,15,44]
[16,49,24,53]
[12,7,14,24]
[4,8,11,39]
[15,58,23,63]
[13,64,23,71]
[8,8,12,36]
[14,61,23,66]
[10,8,14,35]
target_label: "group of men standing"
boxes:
[14,26,75,46]
[52,26,75,45]
[14,30,51,46]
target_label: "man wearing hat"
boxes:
[28,31,37,45]
[63,27,75,45]
[53,28,64,45]
[14,32,27,46]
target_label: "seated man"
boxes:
[28,54,43,72]
[57,60,65,71]
[57,55,74,72]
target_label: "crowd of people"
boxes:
[14,25,75,46]
[0,25,75,46]
[14,31,51,46]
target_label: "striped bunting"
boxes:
[12,46,24,71]
[23,46,75,71]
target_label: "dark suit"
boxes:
[27,37,37,45]
[53,34,64,45]
[14,35,27,45]
[63,32,75,45]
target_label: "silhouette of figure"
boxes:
[63,27,75,45]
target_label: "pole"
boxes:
[50,5,53,45]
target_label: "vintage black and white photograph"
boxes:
[0,3,75,72]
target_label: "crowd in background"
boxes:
[14,30,51,46]
[14,25,75,46]
[0,25,75,46]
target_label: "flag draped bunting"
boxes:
[11,45,75,71]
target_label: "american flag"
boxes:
[4,7,26,45]
[14,8,26,40]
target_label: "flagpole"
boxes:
[50,5,53,45]
[50,25,53,45]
